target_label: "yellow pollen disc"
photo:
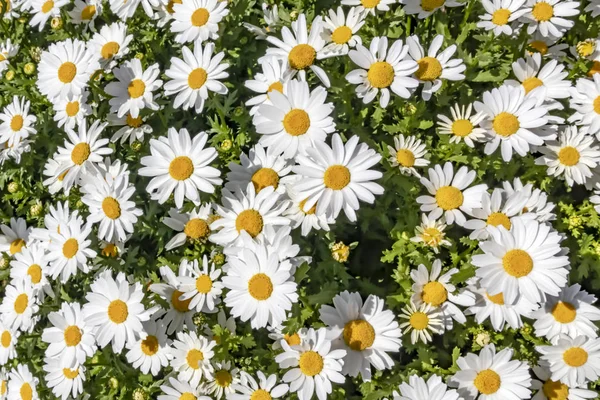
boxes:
[492,8,511,25]
[65,101,80,117]
[215,370,233,387]
[523,77,543,94]
[64,325,82,346]
[251,168,279,192]
[493,112,520,136]
[195,274,212,294]
[324,165,351,190]
[0,54,4,62]
[451,119,473,137]
[595,96,600,115]
[1,331,11,348]
[267,81,283,94]
[435,186,463,210]
[588,61,600,77]
[186,349,204,369]
[331,26,353,44]
[62,368,79,379]
[361,0,381,7]
[9,239,25,255]
[416,56,443,81]
[486,292,505,305]
[367,61,395,88]
[422,228,442,245]
[169,156,194,180]
[101,42,120,60]
[25,263,42,284]
[188,68,207,89]
[102,197,121,219]
[299,199,317,215]
[529,40,549,55]
[171,290,192,312]
[179,393,196,400]
[62,238,79,258]
[248,273,273,300]
[563,347,588,367]
[474,369,501,394]
[141,335,159,355]
[421,0,445,12]
[10,115,23,131]
[184,218,210,239]
[41,0,54,13]
[20,383,32,400]
[421,281,448,306]
[558,146,580,166]
[552,301,576,323]
[396,149,416,167]
[128,79,146,98]
[191,7,209,26]
[532,2,554,21]
[343,319,376,351]
[71,142,91,165]
[81,4,96,20]
[102,244,118,258]
[126,114,143,128]
[542,379,569,400]
[0,380,5,395]
[107,299,129,324]
[487,212,511,230]
[250,389,272,400]
[235,209,264,237]
[283,109,311,136]
[166,0,181,14]
[283,333,301,346]
[58,62,77,83]
[409,311,429,330]
[299,351,324,376]
[14,293,28,314]
[502,249,533,278]
[288,44,316,70]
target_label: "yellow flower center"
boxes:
[435,186,463,210]
[248,273,273,300]
[9,239,25,255]
[595,96,600,115]
[179,393,196,400]
[10,115,23,131]
[0,54,4,62]
[171,290,192,312]
[81,4,96,20]
[186,349,204,369]
[331,26,353,44]
[558,146,580,166]
[552,301,576,323]
[251,168,279,192]
[451,119,473,137]
[128,79,146,98]
[283,333,301,346]
[324,165,351,190]
[486,291,505,305]
[493,112,520,136]
[492,8,511,25]
[367,61,395,88]
[422,228,442,246]
[267,81,284,95]
[421,281,448,306]
[474,369,501,394]
[361,0,381,7]
[126,114,143,128]
[409,311,429,330]
[288,44,316,70]
[299,199,317,215]
[542,379,569,400]
[563,347,588,367]
[188,68,207,89]
[415,56,442,81]
[299,351,324,376]
[529,40,549,55]
[235,209,264,237]
[65,101,80,117]
[532,2,554,22]
[250,389,272,400]
[523,76,543,94]
[214,370,233,387]
[195,274,212,294]
[0,380,5,396]
[1,331,11,348]
[396,149,415,167]
[184,218,210,239]
[102,244,118,258]
[101,42,120,60]
[166,0,181,14]
[41,0,54,13]
[502,249,533,278]
[14,293,28,314]
[169,156,194,180]
[421,0,445,12]
[64,325,82,346]
[71,142,91,165]
[487,212,511,230]
[577,40,596,58]
[58,62,77,83]
[191,7,209,26]
[283,109,311,136]
[102,197,121,219]
[62,368,79,380]
[107,299,129,324]
[343,319,375,351]
[20,383,32,400]
[141,335,159,355]
[62,238,79,258]
[588,61,600,77]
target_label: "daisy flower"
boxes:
[292,134,384,222]
[275,327,346,400]
[268,326,306,350]
[283,187,334,236]
[106,58,162,118]
[0,278,39,332]
[209,183,290,246]
[386,134,429,177]
[531,365,598,400]
[437,103,487,147]
[82,270,154,354]
[149,266,196,335]
[410,214,452,253]
[229,371,289,400]
[265,14,330,86]
[109,0,159,20]
[399,302,444,344]
[47,218,96,283]
[164,42,229,113]
[37,39,99,101]
[52,91,92,130]
[474,84,549,161]
[0,39,18,73]
[9,244,52,299]
[0,217,29,256]
[0,321,19,365]
[402,0,464,19]
[477,0,530,36]
[532,283,600,342]
[537,335,600,386]
[242,3,280,39]
[125,319,173,376]
[0,0,19,19]
[507,52,571,103]
[416,162,488,226]
[584,0,600,16]
[319,291,402,381]
[449,344,531,400]
[346,36,419,108]
[29,201,81,244]
[0,96,36,147]
[29,0,68,31]
[521,0,580,38]
[177,256,223,313]
[222,244,298,329]
[252,79,335,159]
[89,22,133,70]
[171,0,229,43]
[41,302,96,367]
[68,0,102,29]
[158,377,210,400]
[139,127,221,208]
[162,205,213,250]
[502,178,556,222]
[569,74,600,137]
[7,364,39,400]
[392,375,461,400]
[244,56,292,116]
[341,0,396,15]
[204,361,239,399]
[321,7,365,57]
[42,359,85,400]
[170,331,216,386]
[107,112,153,144]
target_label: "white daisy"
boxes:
[346,36,419,108]
[68,0,102,29]
[292,133,384,222]
[42,359,85,400]
[170,331,216,387]
[402,0,465,19]
[149,266,196,335]
[321,7,365,57]
[7,364,39,400]
[0,321,18,365]
[416,162,488,226]
[341,0,396,15]
[177,255,223,313]
[0,368,6,399]
[162,205,213,250]
[399,302,444,344]
[105,58,162,118]
[229,371,289,400]
[568,74,600,137]
[89,22,133,70]
[242,3,280,39]
[0,0,19,20]
[437,103,487,147]
[477,0,530,36]
[139,127,222,208]
[244,56,292,116]
[107,112,153,144]
[521,0,580,38]
[392,375,461,400]
[52,91,91,130]
[9,243,52,299]
[507,52,571,103]
[410,213,452,253]
[0,278,39,332]
[0,96,36,147]
[109,0,159,21]
[319,291,402,381]
[29,0,68,31]
[164,42,229,113]
[386,134,429,177]
[0,217,29,256]
[283,187,334,236]
[204,361,239,399]
[268,326,306,350]
[171,0,229,44]
[125,319,173,376]
[275,327,346,400]
[537,335,600,386]
[29,201,81,245]
[502,178,556,222]
[47,218,96,283]
[528,35,569,58]
[531,365,598,400]
[0,39,18,74]
[158,377,210,400]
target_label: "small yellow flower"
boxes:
[23,63,36,75]
[220,139,233,151]
[576,39,596,58]
[212,252,225,266]
[5,70,15,81]
[330,242,350,263]
[568,215,582,230]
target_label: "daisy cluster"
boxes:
[1,0,600,399]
